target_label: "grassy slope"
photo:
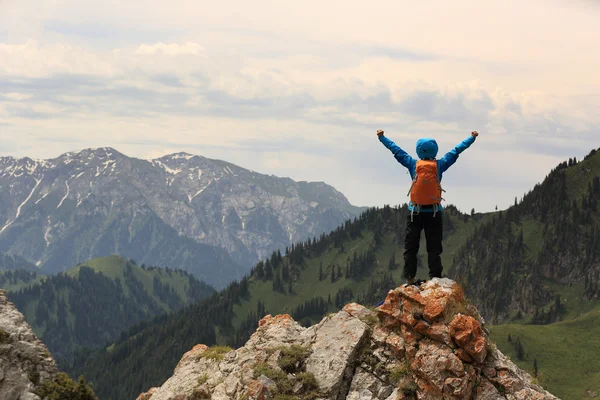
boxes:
[565,150,600,201]
[491,305,600,400]
[490,150,600,399]
[67,255,198,308]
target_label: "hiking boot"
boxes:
[406,278,427,287]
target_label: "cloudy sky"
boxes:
[1,0,598,212]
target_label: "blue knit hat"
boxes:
[416,138,439,160]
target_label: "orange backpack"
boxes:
[408,160,444,206]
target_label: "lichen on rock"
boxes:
[0,289,59,400]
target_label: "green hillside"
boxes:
[452,148,600,323]
[67,255,202,301]
[8,255,214,361]
[491,305,600,400]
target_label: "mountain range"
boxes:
[0,148,363,288]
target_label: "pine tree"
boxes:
[255,262,265,279]
[515,337,525,361]
[282,264,290,282]
[388,252,397,271]
[318,262,323,281]
[265,260,273,280]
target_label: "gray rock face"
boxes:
[0,149,362,288]
[304,309,370,397]
[137,284,558,400]
[0,289,58,400]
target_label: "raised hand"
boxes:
[377,130,384,137]
[471,131,479,137]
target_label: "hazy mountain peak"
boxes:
[0,147,363,287]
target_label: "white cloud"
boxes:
[4,93,33,100]
[136,42,204,56]
[0,0,599,211]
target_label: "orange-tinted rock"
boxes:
[401,323,423,344]
[411,340,472,399]
[449,314,488,364]
[246,378,275,400]
[400,309,418,326]
[413,320,452,347]
[400,285,426,305]
[443,376,471,399]
[455,348,473,363]
[414,377,444,399]
[258,314,294,327]
[406,343,418,358]
[385,332,405,358]
[419,280,465,322]
[343,303,375,320]
[427,322,452,346]
[135,388,156,400]
[175,344,208,371]
[475,379,503,399]
[490,370,521,392]
[415,320,431,336]
[483,366,497,378]
[377,289,403,329]
[372,325,391,345]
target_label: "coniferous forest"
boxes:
[6,256,214,362]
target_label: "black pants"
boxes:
[404,212,443,279]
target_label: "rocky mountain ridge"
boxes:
[0,289,58,400]
[0,148,362,287]
[137,279,556,400]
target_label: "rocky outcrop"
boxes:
[0,289,58,400]
[137,279,557,400]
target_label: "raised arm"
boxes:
[377,130,416,174]
[437,131,478,173]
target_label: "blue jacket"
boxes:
[379,135,476,212]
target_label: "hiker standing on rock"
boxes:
[377,130,478,285]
